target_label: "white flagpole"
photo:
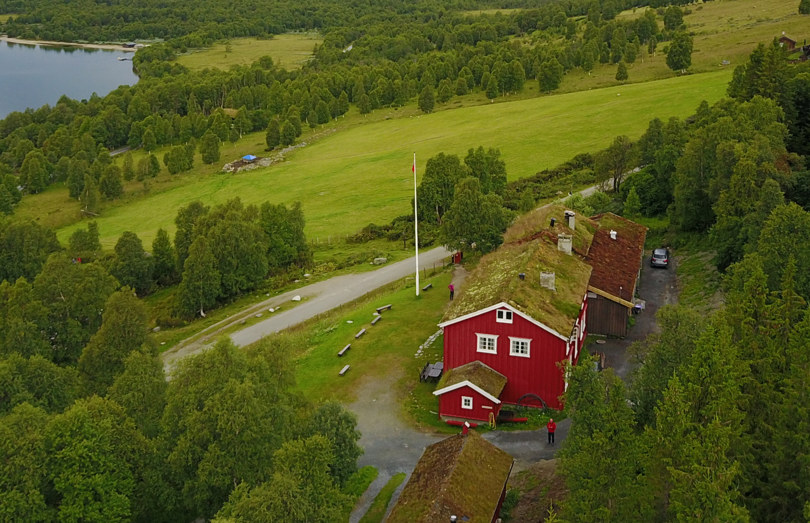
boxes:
[414,153,420,297]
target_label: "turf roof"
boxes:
[435,360,508,399]
[444,205,593,337]
[586,213,648,304]
[387,431,514,523]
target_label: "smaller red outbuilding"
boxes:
[433,361,507,423]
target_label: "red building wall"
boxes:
[437,386,500,422]
[443,299,587,410]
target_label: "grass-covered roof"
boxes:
[435,360,507,399]
[586,213,648,304]
[387,431,514,523]
[444,205,594,337]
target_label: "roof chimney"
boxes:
[610,230,617,240]
[564,210,576,230]
[557,233,572,255]
[540,272,556,291]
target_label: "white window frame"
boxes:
[461,396,473,410]
[476,333,498,354]
[509,337,531,358]
[496,309,513,324]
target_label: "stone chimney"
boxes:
[540,272,556,291]
[557,233,572,255]
[564,210,576,230]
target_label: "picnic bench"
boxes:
[339,364,351,376]
[420,361,444,382]
[371,315,381,325]
[421,283,432,291]
[338,344,351,357]
[355,328,366,339]
[376,304,392,313]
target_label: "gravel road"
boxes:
[161,246,451,372]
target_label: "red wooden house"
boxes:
[435,206,594,417]
[584,213,648,337]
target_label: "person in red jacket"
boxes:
[547,418,556,445]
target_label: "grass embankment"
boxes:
[359,473,407,523]
[176,33,322,71]
[344,466,379,521]
[43,70,730,248]
[671,234,724,313]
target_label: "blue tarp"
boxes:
[242,154,257,161]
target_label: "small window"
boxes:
[476,334,498,354]
[496,309,513,323]
[509,337,531,358]
[461,396,473,410]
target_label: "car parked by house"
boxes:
[650,247,670,268]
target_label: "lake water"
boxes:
[0,40,139,118]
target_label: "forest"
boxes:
[1,0,810,520]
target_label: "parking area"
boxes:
[596,249,679,379]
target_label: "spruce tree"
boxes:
[418,85,435,113]
[265,119,280,150]
[151,228,177,286]
[616,61,629,82]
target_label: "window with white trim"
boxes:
[461,396,473,410]
[496,309,513,323]
[509,337,531,358]
[476,333,498,354]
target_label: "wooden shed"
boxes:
[388,431,514,523]
[433,361,507,423]
[584,213,647,337]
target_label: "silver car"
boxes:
[650,248,670,268]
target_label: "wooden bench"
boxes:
[355,328,366,339]
[375,304,392,313]
[338,344,351,357]
[371,315,381,325]
[339,364,350,376]
[422,283,433,291]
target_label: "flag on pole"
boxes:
[413,153,420,297]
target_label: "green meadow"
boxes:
[53,69,731,248]
[176,33,322,71]
[572,0,806,92]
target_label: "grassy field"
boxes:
[569,0,807,92]
[48,70,730,248]
[176,33,322,71]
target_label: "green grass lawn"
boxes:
[49,70,730,248]
[289,270,450,406]
[176,33,322,71]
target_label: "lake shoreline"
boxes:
[0,35,137,52]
